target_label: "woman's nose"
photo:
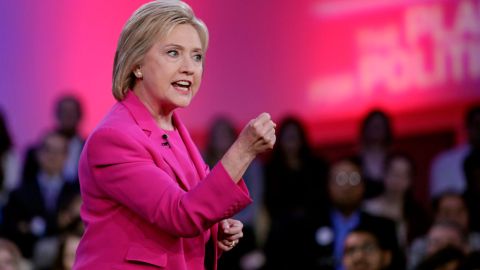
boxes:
[179,56,195,75]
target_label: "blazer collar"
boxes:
[121,90,159,136]
[120,90,206,189]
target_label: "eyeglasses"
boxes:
[334,171,362,186]
[344,242,379,257]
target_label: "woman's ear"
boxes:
[134,66,143,79]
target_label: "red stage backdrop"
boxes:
[0,0,478,152]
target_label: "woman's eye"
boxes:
[193,54,203,62]
[167,50,179,57]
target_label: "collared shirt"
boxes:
[64,135,83,182]
[37,172,64,213]
[331,209,361,270]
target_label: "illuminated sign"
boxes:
[309,0,480,103]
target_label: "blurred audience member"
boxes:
[203,117,265,270]
[364,153,429,247]
[459,250,480,270]
[432,192,471,234]
[430,105,480,197]
[263,116,328,270]
[264,116,328,222]
[55,194,82,235]
[0,109,20,207]
[425,222,467,256]
[22,95,85,183]
[52,218,83,270]
[408,192,480,269]
[54,95,84,182]
[2,131,79,258]
[355,109,394,198]
[32,194,82,270]
[415,245,466,270]
[0,238,21,270]
[463,149,480,232]
[264,157,399,270]
[204,117,237,167]
[342,228,392,270]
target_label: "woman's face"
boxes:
[426,225,465,256]
[280,123,302,155]
[384,157,411,194]
[363,115,389,144]
[435,195,469,231]
[136,23,203,112]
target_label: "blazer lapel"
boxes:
[173,113,208,179]
[152,132,191,190]
[121,91,191,190]
[174,113,220,270]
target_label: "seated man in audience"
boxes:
[2,131,79,259]
[264,157,400,270]
[342,227,392,270]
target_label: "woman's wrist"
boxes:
[221,142,255,182]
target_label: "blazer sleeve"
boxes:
[84,127,252,238]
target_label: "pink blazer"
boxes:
[73,91,252,270]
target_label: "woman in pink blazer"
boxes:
[73,1,276,269]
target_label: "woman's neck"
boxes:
[155,115,175,131]
[133,87,174,130]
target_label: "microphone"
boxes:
[161,134,170,147]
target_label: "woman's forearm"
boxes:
[220,112,276,183]
[220,140,255,183]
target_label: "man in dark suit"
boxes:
[3,130,79,258]
[21,95,85,184]
[264,157,401,270]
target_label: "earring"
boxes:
[134,69,143,79]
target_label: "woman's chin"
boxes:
[174,99,192,108]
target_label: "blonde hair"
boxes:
[112,0,209,100]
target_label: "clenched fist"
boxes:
[221,113,276,182]
[236,112,276,156]
[217,219,244,251]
